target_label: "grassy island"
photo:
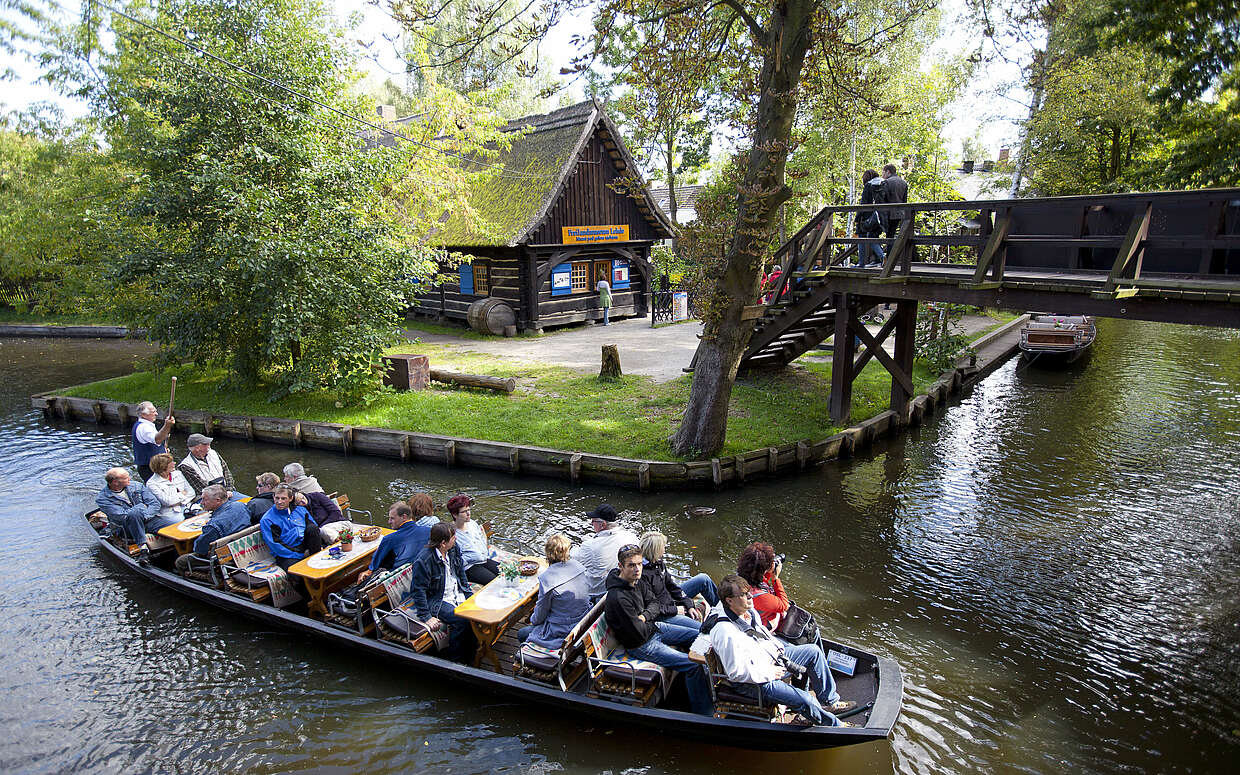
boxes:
[56,328,963,460]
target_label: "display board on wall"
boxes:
[562,225,630,244]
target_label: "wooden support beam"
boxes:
[509,448,520,474]
[828,293,856,423]
[767,447,778,474]
[879,218,916,279]
[292,421,302,448]
[850,311,899,375]
[1104,201,1152,291]
[637,462,650,492]
[444,440,456,467]
[711,458,723,489]
[92,401,103,423]
[889,301,918,411]
[341,426,354,455]
[796,441,809,470]
[848,313,915,397]
[400,434,410,462]
[244,417,254,441]
[569,453,582,483]
[972,208,1012,284]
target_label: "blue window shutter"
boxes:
[611,259,631,290]
[551,263,572,296]
[459,263,474,295]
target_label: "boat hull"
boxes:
[91,527,902,752]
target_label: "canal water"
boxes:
[1,321,1238,774]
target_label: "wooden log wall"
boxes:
[408,250,523,323]
[32,359,980,491]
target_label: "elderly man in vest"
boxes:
[95,467,173,555]
[178,433,236,496]
[131,401,174,481]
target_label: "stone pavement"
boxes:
[404,312,1012,383]
[405,318,705,383]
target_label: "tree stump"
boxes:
[599,344,622,382]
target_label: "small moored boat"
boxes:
[1019,314,1096,366]
[84,509,902,752]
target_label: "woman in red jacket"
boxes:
[736,541,788,630]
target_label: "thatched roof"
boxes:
[428,99,675,247]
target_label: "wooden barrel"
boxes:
[467,298,516,335]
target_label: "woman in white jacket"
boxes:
[145,452,196,519]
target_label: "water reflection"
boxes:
[2,320,1239,773]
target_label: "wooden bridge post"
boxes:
[889,301,918,413]
[829,293,856,423]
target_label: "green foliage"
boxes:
[0,119,132,317]
[915,302,972,372]
[89,0,495,403]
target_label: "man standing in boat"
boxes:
[132,401,174,482]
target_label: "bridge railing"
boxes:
[764,188,1240,306]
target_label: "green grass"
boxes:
[0,308,123,326]
[57,337,943,460]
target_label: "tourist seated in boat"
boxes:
[406,492,442,529]
[292,489,348,542]
[572,504,639,601]
[174,485,251,574]
[259,484,322,570]
[603,544,712,715]
[178,433,237,497]
[282,462,324,494]
[247,472,280,524]
[144,452,195,520]
[446,493,500,584]
[690,575,854,726]
[517,533,590,647]
[356,502,432,584]
[410,522,476,663]
[737,541,790,630]
[638,531,720,630]
[95,467,174,550]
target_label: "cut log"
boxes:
[599,344,622,382]
[429,369,516,393]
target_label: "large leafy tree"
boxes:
[387,0,929,455]
[82,0,502,400]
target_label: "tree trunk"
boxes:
[599,344,622,382]
[671,0,815,457]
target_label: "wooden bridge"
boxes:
[730,188,1240,422]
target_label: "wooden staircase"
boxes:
[739,271,839,370]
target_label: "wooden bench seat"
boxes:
[365,564,434,653]
[512,598,603,691]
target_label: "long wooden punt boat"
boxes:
[1019,314,1097,366]
[86,512,903,752]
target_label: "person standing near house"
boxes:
[880,163,909,239]
[596,274,612,325]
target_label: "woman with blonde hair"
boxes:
[518,533,591,648]
[638,531,720,630]
[145,452,196,520]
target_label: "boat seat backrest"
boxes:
[565,598,605,652]
[365,563,413,609]
[212,523,260,552]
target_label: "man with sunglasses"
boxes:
[689,574,855,726]
[603,544,712,715]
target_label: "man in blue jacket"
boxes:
[174,485,251,574]
[95,467,173,551]
[259,484,318,570]
[357,502,432,584]
[410,522,476,662]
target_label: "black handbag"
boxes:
[775,603,819,645]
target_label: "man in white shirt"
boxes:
[690,575,855,726]
[571,503,639,599]
[132,400,174,481]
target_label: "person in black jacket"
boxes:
[247,472,280,525]
[410,522,476,663]
[603,544,712,715]
[856,169,888,268]
[638,531,719,631]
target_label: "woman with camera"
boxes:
[736,541,790,630]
